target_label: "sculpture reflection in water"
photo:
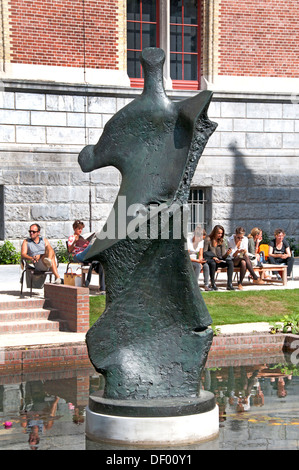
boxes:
[78,48,217,401]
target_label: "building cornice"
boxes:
[2,79,297,103]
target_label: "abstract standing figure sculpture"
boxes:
[78,48,217,402]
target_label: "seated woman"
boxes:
[247,227,263,266]
[67,220,91,262]
[268,228,294,278]
[187,226,210,291]
[68,220,105,291]
[203,225,234,291]
[227,226,265,290]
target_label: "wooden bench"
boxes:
[215,264,288,286]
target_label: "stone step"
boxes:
[0,318,62,334]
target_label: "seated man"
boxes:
[21,223,61,284]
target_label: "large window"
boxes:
[127,0,200,90]
[127,0,160,86]
[170,0,200,89]
[188,188,206,234]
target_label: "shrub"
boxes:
[0,240,21,265]
[55,240,72,264]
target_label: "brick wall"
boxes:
[219,0,299,78]
[44,284,90,333]
[7,0,120,70]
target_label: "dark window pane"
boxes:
[142,23,157,48]
[170,25,182,51]
[127,50,142,78]
[184,26,197,52]
[127,0,158,79]
[170,53,182,80]
[183,54,197,80]
[142,0,157,21]
[170,0,183,23]
[127,23,141,50]
[184,0,197,25]
[127,0,140,21]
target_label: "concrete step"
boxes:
[0,298,45,310]
[0,297,66,335]
[0,318,62,334]
[0,307,57,322]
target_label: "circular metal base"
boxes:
[85,392,219,446]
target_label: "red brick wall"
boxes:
[8,0,119,69]
[44,284,90,333]
[218,0,299,77]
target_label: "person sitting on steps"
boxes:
[21,223,61,284]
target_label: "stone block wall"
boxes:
[0,83,298,246]
[0,86,125,246]
[186,96,299,239]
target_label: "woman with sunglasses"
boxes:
[227,226,265,290]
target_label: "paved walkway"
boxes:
[0,260,298,348]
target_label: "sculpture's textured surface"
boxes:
[78,48,217,401]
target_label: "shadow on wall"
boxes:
[228,143,298,241]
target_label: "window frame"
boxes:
[127,0,160,87]
[188,187,206,235]
[127,0,201,90]
[170,0,201,90]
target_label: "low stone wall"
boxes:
[44,283,89,333]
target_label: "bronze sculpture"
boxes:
[79,48,217,405]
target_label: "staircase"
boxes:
[0,297,65,334]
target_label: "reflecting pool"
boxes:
[1,355,299,450]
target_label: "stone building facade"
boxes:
[0,0,298,248]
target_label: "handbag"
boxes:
[64,268,81,286]
[248,253,258,267]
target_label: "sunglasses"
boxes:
[29,230,39,234]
